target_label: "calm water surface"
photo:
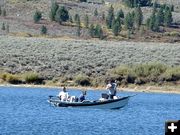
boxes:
[0,86,180,135]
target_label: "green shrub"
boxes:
[49,1,59,21]
[33,10,42,23]
[1,23,5,30]
[40,25,47,35]
[0,73,21,84]
[133,63,167,78]
[55,6,69,23]
[6,74,21,84]
[169,31,180,37]
[161,67,180,81]
[74,74,91,86]
[112,65,130,76]
[23,72,43,84]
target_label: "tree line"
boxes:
[33,1,174,38]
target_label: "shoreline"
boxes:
[0,84,179,94]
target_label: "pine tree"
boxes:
[1,23,5,30]
[153,0,158,9]
[156,7,164,26]
[6,24,9,33]
[106,5,114,29]
[69,15,73,23]
[164,8,173,27]
[146,18,151,29]
[77,26,81,37]
[117,9,124,19]
[84,14,89,28]
[153,14,160,32]
[55,6,69,23]
[102,12,105,20]
[41,25,47,35]
[170,5,174,12]
[134,5,143,29]
[76,15,81,37]
[33,10,42,23]
[74,14,80,25]
[112,19,121,36]
[2,9,6,17]
[49,1,59,21]
[0,6,1,16]
[125,12,134,30]
[133,0,138,7]
[149,12,156,30]
[94,8,98,16]
[94,24,103,39]
[124,0,152,8]
[89,24,94,37]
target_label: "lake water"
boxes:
[0,86,180,135]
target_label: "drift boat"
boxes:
[48,95,132,109]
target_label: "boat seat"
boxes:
[101,93,109,99]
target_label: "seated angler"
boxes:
[58,87,69,101]
[79,91,86,102]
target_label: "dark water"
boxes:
[0,86,180,135]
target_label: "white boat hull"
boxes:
[48,96,130,109]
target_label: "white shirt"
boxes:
[58,91,69,101]
[106,83,117,95]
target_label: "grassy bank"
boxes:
[1,63,179,91]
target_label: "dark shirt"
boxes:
[79,95,85,102]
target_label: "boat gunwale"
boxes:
[49,96,130,107]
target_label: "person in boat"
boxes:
[106,80,117,99]
[58,87,69,101]
[79,91,86,102]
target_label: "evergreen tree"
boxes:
[134,5,143,29]
[125,12,134,30]
[84,14,89,28]
[6,24,9,33]
[124,0,152,8]
[146,18,151,29]
[76,25,81,37]
[55,6,69,23]
[153,0,158,9]
[1,23,5,30]
[0,6,1,16]
[106,5,114,29]
[49,1,59,21]
[153,14,160,31]
[94,24,103,39]
[2,9,6,17]
[149,12,156,30]
[41,25,47,35]
[69,15,73,23]
[170,5,174,12]
[112,19,121,36]
[94,8,98,16]
[76,15,81,37]
[117,9,124,19]
[133,0,138,7]
[156,7,164,26]
[102,12,105,20]
[74,14,80,25]
[89,24,94,37]
[164,8,173,27]
[33,10,42,23]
